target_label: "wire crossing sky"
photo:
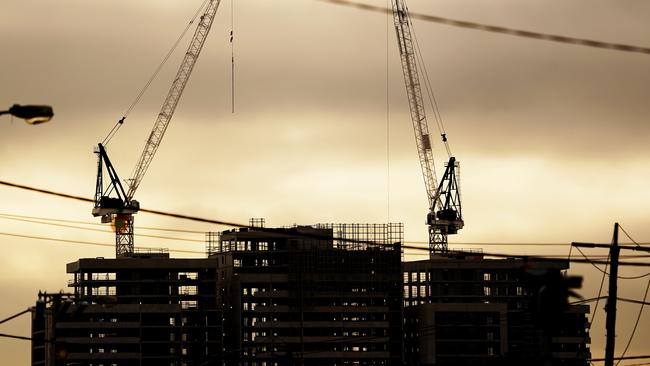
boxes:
[318,0,650,55]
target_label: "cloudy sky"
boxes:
[1,0,649,363]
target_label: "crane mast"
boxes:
[391,0,463,255]
[93,0,223,257]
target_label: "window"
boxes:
[179,285,197,295]
[488,346,494,356]
[516,286,523,296]
[484,273,491,281]
[411,272,418,282]
[484,286,492,296]
[181,300,197,309]
[487,331,494,340]
[178,272,198,280]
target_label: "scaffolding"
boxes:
[315,223,403,250]
[205,231,221,256]
[205,222,403,255]
[209,221,404,365]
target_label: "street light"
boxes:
[0,104,54,124]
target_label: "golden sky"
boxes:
[1,0,649,364]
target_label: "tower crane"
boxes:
[391,0,463,255]
[92,0,223,257]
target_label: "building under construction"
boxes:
[31,222,589,365]
[402,253,590,366]
[32,252,224,366]
[210,221,404,365]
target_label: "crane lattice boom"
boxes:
[93,0,222,257]
[391,0,438,208]
[127,0,222,200]
[391,0,463,255]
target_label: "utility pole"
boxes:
[605,223,620,366]
[573,225,650,366]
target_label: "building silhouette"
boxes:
[32,253,223,366]
[403,254,590,365]
[32,222,589,366]
[211,223,404,365]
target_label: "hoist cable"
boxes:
[404,0,451,157]
[101,0,211,146]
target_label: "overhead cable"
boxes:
[620,224,643,247]
[318,0,650,56]
[0,308,30,325]
[615,276,650,366]
[0,214,204,243]
[2,180,650,265]
[0,212,204,234]
[0,232,203,255]
[0,333,31,341]
[575,246,650,280]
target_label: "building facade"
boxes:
[211,223,404,365]
[402,254,590,366]
[32,223,590,366]
[32,252,223,366]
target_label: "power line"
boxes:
[0,212,205,234]
[3,180,650,266]
[317,0,650,56]
[0,231,204,255]
[11,212,644,249]
[4,180,650,249]
[589,250,609,327]
[0,180,244,227]
[591,355,650,362]
[0,333,31,341]
[4,227,650,268]
[0,308,30,325]
[2,211,649,253]
[620,224,642,247]
[408,240,650,246]
[0,214,204,243]
[615,276,650,366]
[575,246,650,280]
[572,296,650,306]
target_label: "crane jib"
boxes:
[391,0,463,255]
[93,0,223,257]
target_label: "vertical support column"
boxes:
[429,226,448,257]
[115,214,134,257]
[604,223,620,366]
